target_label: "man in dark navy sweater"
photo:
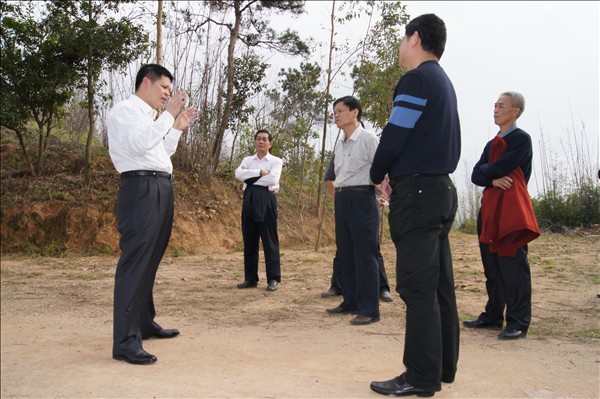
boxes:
[464,92,535,340]
[369,14,461,398]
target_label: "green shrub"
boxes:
[457,217,477,235]
[533,179,600,231]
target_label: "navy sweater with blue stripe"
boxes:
[370,61,461,183]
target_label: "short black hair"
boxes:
[333,96,363,124]
[254,129,272,142]
[405,13,447,59]
[135,64,174,91]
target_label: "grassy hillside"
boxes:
[0,131,336,256]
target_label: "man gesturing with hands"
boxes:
[107,64,197,365]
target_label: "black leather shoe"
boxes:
[370,373,435,397]
[380,290,394,302]
[463,318,503,329]
[498,328,527,340]
[350,315,380,325]
[266,280,278,291]
[326,304,355,314]
[237,281,257,289]
[113,349,157,365]
[150,328,180,339]
[321,288,342,298]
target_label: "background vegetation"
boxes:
[1,0,598,254]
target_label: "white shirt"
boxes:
[333,126,379,187]
[107,94,182,174]
[235,153,283,192]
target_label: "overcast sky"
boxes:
[270,1,599,197]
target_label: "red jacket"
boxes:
[480,136,540,257]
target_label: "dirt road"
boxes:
[1,232,599,398]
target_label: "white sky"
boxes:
[269,1,600,197]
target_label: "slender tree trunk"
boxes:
[297,137,308,208]
[229,119,240,171]
[314,0,337,251]
[14,129,36,176]
[39,119,53,174]
[36,125,43,173]
[156,0,163,64]
[34,113,51,174]
[315,0,336,217]
[83,0,95,187]
[208,0,241,174]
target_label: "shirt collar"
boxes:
[131,94,157,118]
[498,124,518,138]
[342,126,364,142]
[253,152,272,161]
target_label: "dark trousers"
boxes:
[242,192,281,283]
[476,210,532,331]
[330,244,390,293]
[389,174,459,391]
[334,190,380,318]
[113,175,174,356]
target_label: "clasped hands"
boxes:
[166,89,198,131]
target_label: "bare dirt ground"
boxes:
[1,232,599,398]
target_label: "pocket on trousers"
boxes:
[388,190,416,242]
[414,182,455,227]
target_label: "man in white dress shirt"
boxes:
[234,130,283,292]
[107,64,197,365]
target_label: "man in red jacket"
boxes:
[465,91,539,340]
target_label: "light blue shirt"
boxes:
[499,124,518,138]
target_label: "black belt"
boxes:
[121,170,173,180]
[390,174,447,185]
[335,185,374,193]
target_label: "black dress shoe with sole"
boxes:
[463,318,503,329]
[113,349,157,365]
[441,376,455,384]
[150,328,180,339]
[326,305,355,314]
[237,281,258,289]
[380,290,394,302]
[370,373,435,397]
[350,315,380,325]
[321,288,342,298]
[266,280,278,291]
[498,328,527,340]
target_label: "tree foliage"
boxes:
[45,0,148,185]
[182,0,309,174]
[2,0,596,242]
[276,62,324,185]
[223,53,269,170]
[0,0,79,175]
[351,1,409,129]
[533,180,600,231]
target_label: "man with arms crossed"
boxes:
[235,130,283,292]
[464,91,539,340]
